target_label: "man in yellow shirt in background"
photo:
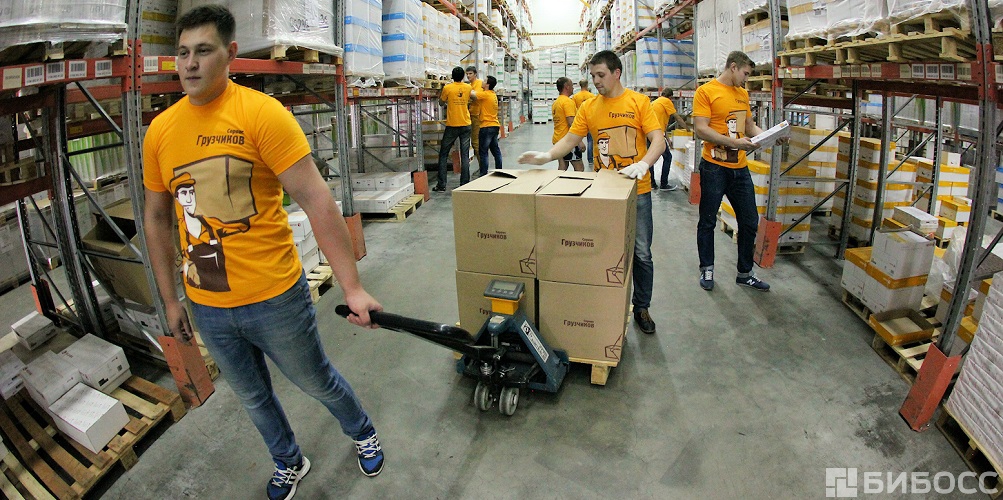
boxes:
[465,66,483,165]
[518,50,664,335]
[435,66,477,191]
[692,51,769,292]
[552,77,584,172]
[477,76,503,175]
[572,79,595,164]
[650,87,690,191]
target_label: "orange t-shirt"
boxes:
[572,89,595,109]
[440,81,473,127]
[569,89,661,195]
[552,95,577,144]
[143,81,312,307]
[479,90,500,128]
[693,79,752,169]
[469,78,483,116]
[651,96,678,131]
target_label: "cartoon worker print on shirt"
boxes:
[712,111,746,165]
[170,156,255,292]
[595,126,640,171]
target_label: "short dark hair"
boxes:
[451,66,465,81]
[589,50,622,74]
[555,77,570,92]
[580,79,589,88]
[176,5,236,45]
[465,66,478,74]
[660,87,674,98]
[486,75,497,90]
[725,51,755,71]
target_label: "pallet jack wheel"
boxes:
[499,387,519,416]
[474,382,492,411]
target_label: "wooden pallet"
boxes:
[362,194,425,222]
[937,405,1003,499]
[0,376,184,499]
[307,265,336,304]
[934,235,951,249]
[568,317,628,386]
[827,225,867,248]
[240,45,340,64]
[870,333,939,385]
[841,290,872,323]
[719,216,739,242]
[1,453,55,500]
[0,41,104,66]
[721,216,804,253]
[0,159,40,186]
[0,273,32,297]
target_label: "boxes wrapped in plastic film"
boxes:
[345,0,385,85]
[0,0,126,47]
[696,0,745,74]
[382,0,424,82]
[180,0,343,58]
[785,0,828,40]
[825,0,889,38]
[886,0,968,25]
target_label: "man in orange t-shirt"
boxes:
[650,87,690,190]
[142,6,384,497]
[692,50,769,292]
[435,66,478,191]
[466,66,483,163]
[518,50,664,335]
[572,79,596,164]
[552,77,583,171]
[477,76,503,174]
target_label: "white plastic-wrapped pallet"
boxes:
[785,0,828,40]
[739,0,768,15]
[743,17,789,66]
[886,0,967,25]
[826,0,889,38]
[715,0,744,70]
[179,0,342,57]
[664,40,696,89]
[346,0,385,84]
[695,0,716,74]
[382,0,424,82]
[0,0,127,47]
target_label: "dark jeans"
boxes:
[478,126,502,175]
[659,140,673,186]
[696,159,758,274]
[586,132,594,165]
[436,125,471,188]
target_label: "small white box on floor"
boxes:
[287,211,312,239]
[0,350,25,400]
[23,351,82,408]
[11,311,57,350]
[60,334,131,394]
[48,383,129,454]
[871,229,935,280]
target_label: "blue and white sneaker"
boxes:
[736,273,770,292]
[699,268,714,291]
[354,428,384,477]
[267,456,311,500]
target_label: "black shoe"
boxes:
[651,181,658,190]
[699,268,714,291]
[660,182,679,191]
[736,273,770,292]
[432,185,446,192]
[634,308,656,334]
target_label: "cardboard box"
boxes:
[868,310,937,346]
[940,198,971,224]
[893,206,938,236]
[11,311,57,350]
[0,350,25,400]
[841,247,871,298]
[159,335,214,407]
[535,170,637,287]
[294,232,318,258]
[48,383,129,454]
[301,246,320,273]
[936,216,958,239]
[23,351,81,408]
[870,229,934,280]
[82,199,170,306]
[453,170,559,277]
[455,270,537,332]
[537,280,629,363]
[60,334,131,394]
[112,300,166,339]
[287,211,311,238]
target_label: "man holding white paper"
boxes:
[692,51,770,292]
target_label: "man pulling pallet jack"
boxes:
[338,279,568,416]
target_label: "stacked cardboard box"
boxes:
[346,0,385,82]
[0,350,25,399]
[60,334,131,394]
[840,229,934,314]
[789,126,838,212]
[914,155,970,214]
[634,38,695,89]
[287,211,320,272]
[891,206,938,238]
[11,311,57,350]
[49,383,130,454]
[946,271,1003,472]
[453,169,636,363]
[721,160,814,246]
[832,136,911,241]
[350,173,416,213]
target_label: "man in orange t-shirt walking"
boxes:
[692,51,770,292]
[552,77,584,171]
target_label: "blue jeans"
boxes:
[586,133,594,166]
[659,141,673,186]
[436,125,471,188]
[697,159,758,274]
[190,275,373,465]
[633,192,653,309]
[478,126,502,175]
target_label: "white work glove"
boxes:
[618,160,649,179]
[518,151,552,165]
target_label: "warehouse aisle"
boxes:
[94,124,969,498]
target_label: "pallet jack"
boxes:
[336,279,568,416]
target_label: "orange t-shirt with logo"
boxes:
[693,79,752,169]
[572,89,594,109]
[469,78,483,116]
[143,81,312,308]
[651,96,677,131]
[552,95,577,144]
[440,81,473,127]
[479,90,500,128]
[569,89,661,195]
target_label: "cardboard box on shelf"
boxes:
[861,264,927,314]
[60,334,131,394]
[535,170,637,287]
[301,246,321,273]
[892,206,938,236]
[11,311,57,350]
[870,229,934,280]
[455,271,537,332]
[868,310,937,346]
[537,280,629,363]
[23,351,81,408]
[112,300,166,339]
[940,198,971,224]
[0,350,25,400]
[936,216,959,239]
[48,383,130,454]
[841,247,872,298]
[287,211,311,238]
[453,170,559,277]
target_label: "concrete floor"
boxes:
[3,123,976,498]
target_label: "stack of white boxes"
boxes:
[833,136,911,241]
[914,152,970,215]
[0,350,25,399]
[610,0,657,44]
[668,131,695,190]
[946,272,1003,472]
[720,159,814,246]
[288,211,320,273]
[840,229,934,314]
[382,0,425,81]
[111,300,166,340]
[742,14,788,67]
[789,126,838,212]
[346,0,385,83]
[785,0,829,40]
[60,334,131,394]
[139,0,179,57]
[11,311,58,350]
[0,0,126,48]
[180,0,341,57]
[350,172,416,212]
[460,30,496,68]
